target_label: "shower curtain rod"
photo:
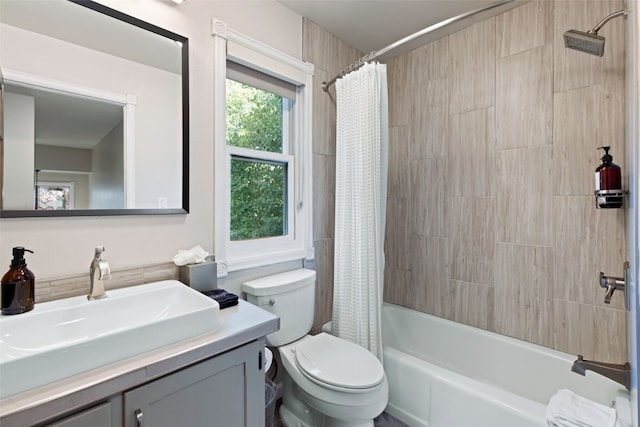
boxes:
[321,0,517,92]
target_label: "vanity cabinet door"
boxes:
[123,340,265,427]
[45,402,113,427]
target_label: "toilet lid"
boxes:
[294,333,384,390]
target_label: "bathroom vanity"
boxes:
[0,299,279,427]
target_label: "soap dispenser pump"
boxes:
[595,146,623,208]
[1,247,35,315]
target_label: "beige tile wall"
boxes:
[383,0,627,362]
[302,19,363,331]
[304,0,627,362]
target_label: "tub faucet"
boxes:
[571,355,630,390]
[599,262,629,307]
[88,246,111,300]
[600,272,625,304]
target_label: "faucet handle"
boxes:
[599,262,629,308]
[94,246,106,258]
[98,260,111,280]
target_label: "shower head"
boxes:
[563,9,626,57]
[563,30,605,57]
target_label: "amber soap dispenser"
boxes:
[595,146,623,208]
[1,247,35,315]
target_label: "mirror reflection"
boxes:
[4,84,125,210]
[0,0,189,216]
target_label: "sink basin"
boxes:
[0,280,219,399]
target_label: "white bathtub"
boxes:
[381,303,631,427]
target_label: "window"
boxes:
[36,182,75,210]
[226,78,291,241]
[230,156,287,240]
[213,23,314,274]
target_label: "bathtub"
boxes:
[381,303,631,427]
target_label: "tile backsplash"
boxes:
[34,263,179,303]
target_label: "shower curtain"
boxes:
[332,62,388,361]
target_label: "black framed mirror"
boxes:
[0,0,189,217]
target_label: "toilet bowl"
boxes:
[279,333,388,426]
[242,269,388,427]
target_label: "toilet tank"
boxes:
[242,269,316,347]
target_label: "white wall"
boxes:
[3,92,35,210]
[0,0,303,279]
[90,123,124,209]
[35,145,92,173]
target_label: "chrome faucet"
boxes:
[600,261,629,307]
[571,355,630,389]
[600,272,625,304]
[88,246,111,300]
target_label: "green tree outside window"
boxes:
[226,80,287,241]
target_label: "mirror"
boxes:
[0,0,189,217]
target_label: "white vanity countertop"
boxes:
[0,299,279,426]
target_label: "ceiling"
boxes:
[5,84,123,150]
[278,0,525,60]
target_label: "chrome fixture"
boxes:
[600,262,629,307]
[563,9,626,57]
[600,272,625,303]
[321,0,518,91]
[571,355,630,389]
[88,246,111,300]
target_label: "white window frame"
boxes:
[212,19,314,277]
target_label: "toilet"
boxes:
[242,268,388,427]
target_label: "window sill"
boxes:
[217,247,312,277]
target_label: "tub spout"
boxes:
[571,355,630,390]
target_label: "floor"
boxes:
[271,399,407,427]
[374,412,408,426]
[271,399,283,427]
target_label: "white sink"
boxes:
[0,280,219,399]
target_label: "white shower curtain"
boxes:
[332,62,388,361]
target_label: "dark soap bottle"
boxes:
[1,247,35,315]
[595,146,623,208]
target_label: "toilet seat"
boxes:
[294,333,384,392]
